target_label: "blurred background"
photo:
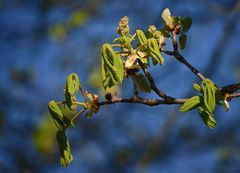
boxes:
[0,0,240,173]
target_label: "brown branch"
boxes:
[170,31,206,81]
[229,93,240,99]
[136,59,175,102]
[173,51,206,81]
[161,48,206,81]
[98,96,187,107]
[221,83,240,94]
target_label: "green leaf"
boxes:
[173,16,182,26]
[136,30,147,46]
[179,96,201,112]
[193,83,201,93]
[101,44,125,89]
[160,27,171,38]
[161,8,173,29]
[113,53,125,79]
[120,37,132,50]
[147,38,164,65]
[133,73,151,92]
[182,17,192,33]
[48,101,71,131]
[202,79,217,113]
[64,73,81,111]
[56,131,73,167]
[179,34,187,49]
[198,107,217,129]
[66,73,80,96]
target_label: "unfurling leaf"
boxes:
[48,100,71,131]
[56,131,73,167]
[66,73,80,96]
[179,96,201,112]
[133,73,151,92]
[65,73,81,111]
[136,30,147,46]
[147,38,164,65]
[202,79,217,113]
[193,83,201,93]
[101,43,124,89]
[179,34,187,49]
[198,107,216,129]
[181,17,192,33]
[161,8,173,29]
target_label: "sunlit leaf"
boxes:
[66,73,80,96]
[193,83,201,93]
[161,8,173,29]
[179,96,201,112]
[136,30,148,46]
[147,38,164,65]
[48,101,71,131]
[198,107,217,129]
[202,79,217,113]
[101,44,124,89]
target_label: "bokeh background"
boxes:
[0,0,240,173]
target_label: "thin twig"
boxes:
[137,59,174,102]
[173,51,206,81]
[170,31,206,81]
[71,108,86,123]
[98,96,187,107]
[229,93,240,99]
[221,83,240,94]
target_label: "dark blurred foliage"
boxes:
[0,0,240,173]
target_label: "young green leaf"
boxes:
[133,73,151,92]
[64,91,78,111]
[179,96,201,112]
[48,100,71,131]
[113,53,124,80]
[136,30,147,46]
[179,34,187,49]
[161,8,173,29]
[56,131,73,167]
[198,107,217,129]
[193,83,201,93]
[147,38,164,65]
[66,73,80,96]
[181,17,192,33]
[101,44,125,89]
[202,79,217,113]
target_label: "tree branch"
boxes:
[221,83,240,94]
[98,96,187,107]
[228,93,240,100]
[173,51,206,81]
[136,59,175,102]
[169,31,206,81]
